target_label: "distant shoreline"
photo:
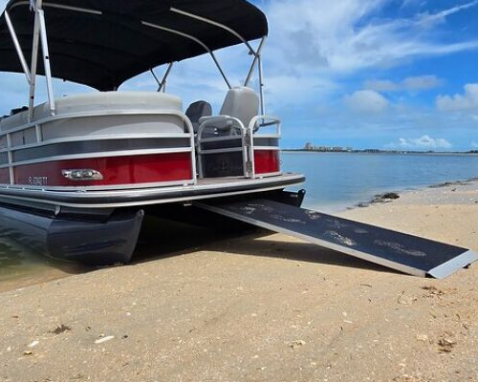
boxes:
[282,149,478,155]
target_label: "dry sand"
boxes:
[0,182,477,382]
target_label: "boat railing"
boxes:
[0,104,197,189]
[196,114,282,180]
[248,116,282,179]
[196,116,249,179]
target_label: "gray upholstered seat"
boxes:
[219,86,259,128]
[0,91,182,132]
[197,86,259,136]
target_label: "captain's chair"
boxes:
[219,86,259,128]
[198,86,260,135]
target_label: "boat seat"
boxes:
[10,106,28,116]
[197,87,260,138]
[0,91,183,132]
[49,91,182,116]
[219,86,259,128]
[186,100,212,133]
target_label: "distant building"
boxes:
[302,143,354,152]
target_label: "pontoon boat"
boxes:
[0,0,305,264]
[1,0,476,279]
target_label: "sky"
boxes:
[1,0,478,151]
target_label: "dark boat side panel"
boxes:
[0,203,51,255]
[0,205,144,265]
[47,210,144,265]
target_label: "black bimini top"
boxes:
[0,0,268,91]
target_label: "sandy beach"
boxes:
[0,181,477,382]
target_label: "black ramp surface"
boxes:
[196,199,478,278]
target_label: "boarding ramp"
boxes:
[196,198,477,279]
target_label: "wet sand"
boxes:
[0,182,477,382]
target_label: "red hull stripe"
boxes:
[12,153,193,187]
[254,150,280,174]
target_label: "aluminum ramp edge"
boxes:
[428,250,478,279]
[195,199,478,279]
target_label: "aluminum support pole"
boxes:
[142,21,232,90]
[170,7,256,56]
[158,62,174,92]
[150,69,161,90]
[244,37,266,87]
[4,11,32,85]
[28,0,42,121]
[209,52,232,89]
[258,54,266,116]
[38,8,56,114]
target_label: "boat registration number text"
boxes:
[28,176,48,186]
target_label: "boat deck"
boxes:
[0,173,305,209]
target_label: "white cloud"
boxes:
[436,84,478,111]
[472,141,478,148]
[264,0,478,75]
[417,1,478,28]
[365,75,443,92]
[344,90,390,113]
[387,135,452,150]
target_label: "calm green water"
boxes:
[282,152,478,212]
[0,231,63,287]
[1,151,478,280]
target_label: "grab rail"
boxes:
[248,116,282,179]
[196,116,250,178]
[196,114,282,180]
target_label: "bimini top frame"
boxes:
[0,0,269,118]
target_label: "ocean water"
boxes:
[282,152,478,212]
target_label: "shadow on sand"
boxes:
[133,215,400,276]
[0,212,400,292]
